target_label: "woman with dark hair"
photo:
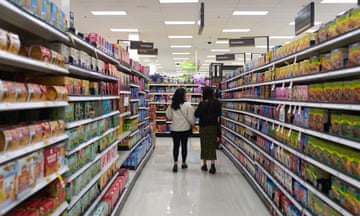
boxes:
[166,88,195,172]
[195,86,222,174]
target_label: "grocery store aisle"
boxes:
[119,137,270,216]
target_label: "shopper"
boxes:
[166,88,195,173]
[195,86,222,174]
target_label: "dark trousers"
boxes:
[171,131,189,163]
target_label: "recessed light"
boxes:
[320,0,356,3]
[171,45,192,48]
[168,35,193,39]
[256,45,275,49]
[165,21,195,25]
[211,49,230,52]
[172,52,190,55]
[160,0,198,3]
[91,11,127,15]
[110,28,138,32]
[232,11,268,16]
[216,40,228,44]
[222,29,250,33]
[270,36,295,39]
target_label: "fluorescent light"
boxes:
[285,41,290,44]
[91,11,127,15]
[160,0,198,3]
[270,36,295,39]
[165,21,195,25]
[223,29,250,33]
[207,55,215,58]
[168,35,193,39]
[171,45,192,48]
[173,57,189,60]
[172,52,190,55]
[321,0,356,3]
[204,60,213,62]
[256,45,274,49]
[216,40,228,44]
[232,11,268,15]
[156,63,162,65]
[143,60,151,62]
[211,49,230,52]
[289,21,321,25]
[111,28,138,32]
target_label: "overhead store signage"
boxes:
[138,48,158,55]
[130,41,154,49]
[229,38,255,47]
[295,2,315,36]
[198,2,205,35]
[182,61,197,71]
[216,54,235,61]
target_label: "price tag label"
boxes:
[288,128,292,137]
[298,105,302,115]
[44,140,49,146]
[294,55,297,64]
[293,106,297,115]
[298,131,302,142]
[57,172,65,188]
[282,82,285,89]
[272,63,275,71]
[271,84,275,91]
[44,101,50,107]
[45,62,50,69]
[67,33,76,46]
[46,176,51,183]
[288,105,292,114]
[288,81,293,89]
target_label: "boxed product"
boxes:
[29,45,51,62]
[330,111,342,136]
[16,156,33,199]
[7,32,21,54]
[26,83,42,102]
[0,127,21,152]
[43,146,58,176]
[342,80,354,103]
[349,6,360,30]
[353,115,360,142]
[348,42,360,67]
[30,151,43,184]
[341,114,354,138]
[353,79,360,103]
[0,162,16,208]
[309,109,328,132]
[15,82,27,102]
[1,81,17,102]
[331,48,348,70]
[321,53,332,72]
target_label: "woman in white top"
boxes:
[166,88,195,172]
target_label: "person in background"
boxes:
[195,86,222,174]
[166,88,195,173]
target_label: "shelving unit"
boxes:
[0,101,69,111]
[221,24,360,216]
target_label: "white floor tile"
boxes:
[119,138,270,216]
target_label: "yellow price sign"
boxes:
[44,101,50,107]
[56,172,66,188]
[46,176,51,184]
[67,33,76,46]
[44,140,49,146]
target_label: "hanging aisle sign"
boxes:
[216,54,235,61]
[130,41,154,49]
[295,2,315,36]
[138,48,158,55]
[229,38,255,47]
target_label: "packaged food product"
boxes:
[29,123,43,143]
[321,53,332,72]
[41,121,51,140]
[352,115,360,142]
[348,42,360,67]
[57,120,65,134]
[46,85,68,101]
[318,24,328,43]
[26,83,42,102]
[341,114,353,138]
[48,120,59,137]
[16,156,33,199]
[0,28,7,51]
[336,11,351,35]
[330,48,348,69]
[69,47,79,65]
[64,103,74,123]
[43,146,58,176]
[6,32,20,54]
[31,151,44,185]
[330,112,342,136]
[349,6,360,30]
[41,0,50,22]
[331,81,343,103]
[0,162,17,208]
[2,81,17,102]
[29,45,51,62]
[353,79,360,103]
[18,126,30,147]
[327,19,338,39]
[39,198,56,216]
[57,142,65,168]
[46,43,69,64]
[49,2,59,27]
[0,127,20,151]
[15,82,27,102]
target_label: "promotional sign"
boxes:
[229,38,255,47]
[295,2,315,35]
[130,41,154,49]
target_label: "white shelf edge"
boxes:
[222,125,353,216]
[222,135,255,164]
[68,95,119,102]
[117,150,131,167]
[221,116,360,189]
[126,114,139,120]
[83,173,119,216]
[0,50,69,74]
[0,101,68,111]
[138,107,149,110]
[130,99,140,102]
[223,108,360,150]
[149,83,202,87]
[138,121,146,127]
[129,84,140,88]
[66,127,119,156]
[130,129,140,137]
[67,64,119,81]
[68,155,119,209]
[149,102,170,105]
[119,91,131,94]
[0,166,68,215]
[50,202,69,216]
[155,111,166,113]
[130,135,149,152]
[120,111,131,118]
[0,134,68,165]
[66,111,120,129]
[222,147,284,216]
[155,119,167,122]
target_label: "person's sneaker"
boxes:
[201,165,208,171]
[209,164,216,174]
[173,165,178,173]
[181,163,188,169]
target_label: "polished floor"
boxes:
[119,137,270,216]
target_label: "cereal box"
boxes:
[43,147,58,176]
[341,114,353,138]
[342,80,354,103]
[0,162,16,208]
[330,112,342,136]
[348,42,360,67]
[16,156,33,199]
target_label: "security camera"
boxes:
[208,41,212,44]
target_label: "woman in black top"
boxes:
[195,86,222,174]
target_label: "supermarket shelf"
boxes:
[155,111,166,114]
[144,125,150,131]
[67,33,120,65]
[129,135,150,152]
[119,111,131,118]
[66,111,120,129]
[83,173,119,216]
[119,131,131,142]
[126,114,139,120]
[111,146,154,216]
[222,147,283,216]
[256,162,311,216]
[117,150,131,168]
[130,84,140,88]
[155,119,167,122]
[67,137,121,182]
[139,91,146,95]
[149,83,203,87]
[223,66,360,93]
[68,95,119,102]
[222,135,255,164]
[131,68,149,81]
[0,101,68,112]
[0,50,68,74]
[149,92,202,96]
[130,129,140,137]
[119,90,131,94]
[130,99,140,102]
[68,155,119,209]
[0,166,68,215]
[50,202,69,216]
[66,126,119,156]
[138,107,149,110]
[223,108,360,150]
[222,27,360,84]
[67,65,119,81]
[149,102,170,105]
[117,63,131,73]
[222,116,360,189]
[0,1,69,42]
[0,134,68,165]
[221,98,360,112]
[222,125,353,216]
[138,120,147,127]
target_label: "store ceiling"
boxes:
[70,0,357,75]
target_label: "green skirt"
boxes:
[200,125,217,160]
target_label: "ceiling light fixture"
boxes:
[173,57,189,60]
[232,11,268,15]
[207,55,215,58]
[256,45,275,49]
[160,0,198,3]
[91,11,127,15]
[171,45,192,48]
[270,36,295,39]
[168,35,193,39]
[320,0,356,3]
[216,40,228,44]
[110,28,138,32]
[165,21,195,25]
[172,52,190,55]
[211,49,230,52]
[222,29,250,33]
